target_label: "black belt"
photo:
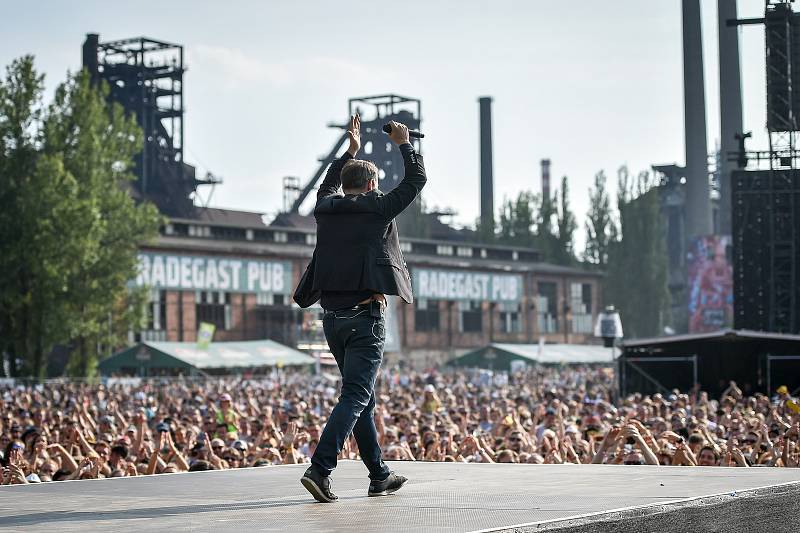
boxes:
[322,302,370,313]
[326,300,385,313]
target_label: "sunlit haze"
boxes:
[1,1,769,248]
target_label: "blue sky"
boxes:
[1,1,769,249]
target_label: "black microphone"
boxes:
[382,123,425,139]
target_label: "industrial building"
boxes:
[132,207,602,366]
[79,34,604,367]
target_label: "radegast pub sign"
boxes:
[412,268,523,303]
[134,252,292,294]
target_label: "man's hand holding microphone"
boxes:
[384,120,410,146]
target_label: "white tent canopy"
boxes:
[490,343,614,364]
[149,340,315,368]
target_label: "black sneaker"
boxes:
[368,472,408,497]
[301,466,338,503]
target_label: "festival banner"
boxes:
[687,235,733,333]
[412,268,523,303]
[134,252,292,294]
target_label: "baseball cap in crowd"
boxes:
[126,425,137,434]
[545,407,557,416]
[156,422,170,433]
[565,426,578,434]
[777,385,789,395]
[10,442,24,451]
[219,393,232,402]
[25,473,41,483]
[424,384,435,393]
[232,440,248,452]
[100,415,115,425]
[210,438,225,448]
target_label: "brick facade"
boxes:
[137,220,603,365]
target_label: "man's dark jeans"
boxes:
[311,303,391,481]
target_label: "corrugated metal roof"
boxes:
[172,207,269,229]
[457,343,613,365]
[147,340,315,368]
[621,329,800,348]
[100,340,315,373]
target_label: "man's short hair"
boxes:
[111,445,129,459]
[189,460,215,472]
[341,159,379,190]
[687,433,705,445]
[699,445,719,461]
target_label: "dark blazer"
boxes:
[293,143,426,308]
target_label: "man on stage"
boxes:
[293,114,427,502]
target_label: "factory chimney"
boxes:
[541,159,551,200]
[682,0,713,240]
[717,0,743,235]
[479,97,494,233]
[82,33,100,82]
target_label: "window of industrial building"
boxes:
[196,291,231,330]
[400,241,412,253]
[569,283,593,333]
[274,231,288,243]
[256,292,278,306]
[132,289,168,342]
[537,282,558,333]
[188,225,211,237]
[147,289,167,331]
[459,300,482,332]
[305,233,316,246]
[414,299,440,332]
[498,302,521,333]
[436,245,454,256]
[456,246,473,257]
[211,226,247,240]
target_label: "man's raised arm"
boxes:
[376,121,427,220]
[316,114,361,201]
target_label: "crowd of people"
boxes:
[1,365,799,484]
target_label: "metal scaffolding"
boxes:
[82,34,220,217]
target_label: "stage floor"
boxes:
[0,461,799,532]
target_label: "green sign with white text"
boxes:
[135,252,292,294]
[412,268,523,303]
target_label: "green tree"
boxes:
[497,197,514,243]
[606,166,670,338]
[497,191,537,247]
[0,58,162,377]
[583,170,616,269]
[537,189,559,262]
[496,187,578,266]
[554,175,577,265]
[0,56,55,377]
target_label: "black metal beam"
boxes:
[727,17,766,27]
[289,131,349,213]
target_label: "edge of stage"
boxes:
[0,461,799,532]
